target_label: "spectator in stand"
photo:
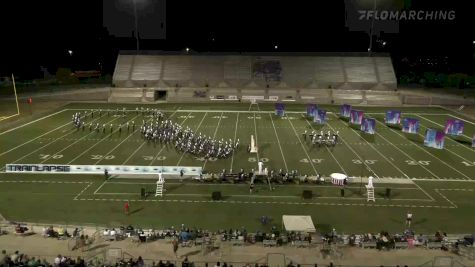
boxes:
[136,256,144,267]
[10,251,20,263]
[1,250,7,266]
[54,255,61,267]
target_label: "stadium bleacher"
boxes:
[110,52,398,103]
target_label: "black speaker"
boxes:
[140,188,146,198]
[386,188,391,198]
[302,190,313,199]
[340,188,345,197]
[212,191,222,200]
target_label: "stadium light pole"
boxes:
[133,0,140,52]
[368,0,377,54]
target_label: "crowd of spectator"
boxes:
[0,250,85,267]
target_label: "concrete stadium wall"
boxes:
[15,87,111,101]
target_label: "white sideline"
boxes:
[0,109,67,136]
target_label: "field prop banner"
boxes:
[350,110,364,125]
[402,118,420,134]
[340,104,351,118]
[361,118,376,134]
[424,128,445,149]
[444,119,464,136]
[385,110,401,125]
[314,109,327,124]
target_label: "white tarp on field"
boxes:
[282,215,316,232]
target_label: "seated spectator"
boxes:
[15,224,28,234]
[46,226,57,238]
[110,228,117,237]
[54,255,61,267]
[72,228,80,238]
[103,229,110,236]
[10,251,20,263]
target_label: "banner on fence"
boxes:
[385,110,401,125]
[444,119,464,136]
[361,118,376,134]
[350,110,364,125]
[424,129,445,149]
[402,118,420,134]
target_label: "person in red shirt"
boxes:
[124,201,129,215]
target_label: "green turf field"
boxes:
[1,102,475,233]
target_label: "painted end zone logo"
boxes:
[6,164,71,172]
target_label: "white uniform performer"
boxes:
[258,161,264,174]
[367,176,374,188]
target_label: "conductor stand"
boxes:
[365,176,375,202]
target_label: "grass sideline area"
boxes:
[0,102,475,233]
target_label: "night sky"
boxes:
[0,0,473,79]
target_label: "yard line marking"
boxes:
[3,112,99,167]
[414,119,475,163]
[95,116,147,165]
[202,112,224,170]
[434,189,458,208]
[341,123,409,180]
[0,111,79,157]
[415,114,475,153]
[93,181,108,195]
[123,109,179,165]
[375,119,471,180]
[229,113,240,172]
[40,116,121,164]
[302,115,345,174]
[369,119,442,179]
[253,112,260,162]
[446,114,475,126]
[329,114,384,179]
[67,115,140,164]
[0,109,67,136]
[269,113,289,172]
[149,111,189,166]
[176,112,208,166]
[286,114,318,175]
[75,197,453,208]
[74,182,93,200]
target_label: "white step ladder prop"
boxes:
[366,176,375,202]
[366,186,375,202]
[155,172,165,197]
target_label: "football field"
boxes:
[1,102,475,233]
